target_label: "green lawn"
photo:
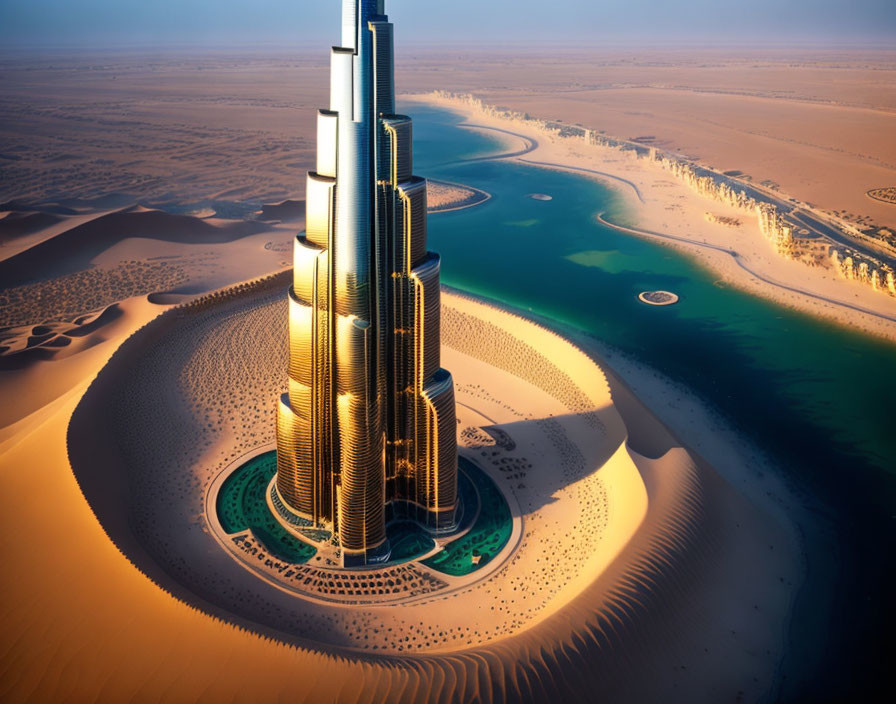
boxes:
[216,453,512,574]
[422,459,513,577]
[216,451,316,564]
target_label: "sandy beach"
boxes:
[415,92,896,342]
[427,179,491,213]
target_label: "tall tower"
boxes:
[275,0,459,567]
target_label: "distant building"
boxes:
[275,0,458,567]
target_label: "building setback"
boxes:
[275,0,458,567]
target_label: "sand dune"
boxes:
[0,303,122,370]
[0,203,296,327]
[256,199,306,222]
[0,206,270,286]
[0,294,165,433]
[0,274,793,702]
[0,207,123,264]
[0,204,300,433]
[0,210,64,240]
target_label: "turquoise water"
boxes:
[410,103,896,699]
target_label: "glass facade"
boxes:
[276,0,458,567]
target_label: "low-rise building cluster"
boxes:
[830,249,896,295]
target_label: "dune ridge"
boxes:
[43,273,795,701]
[0,206,269,287]
[0,303,123,370]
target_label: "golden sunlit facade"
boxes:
[275,0,458,566]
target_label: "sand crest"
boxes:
[0,275,797,701]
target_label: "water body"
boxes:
[409,103,896,700]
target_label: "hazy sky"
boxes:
[1,0,894,48]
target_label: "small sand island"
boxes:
[427,179,491,213]
[529,193,553,201]
[638,290,680,306]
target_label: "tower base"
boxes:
[388,500,461,536]
[341,540,393,568]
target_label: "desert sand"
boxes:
[396,48,896,232]
[0,46,838,702]
[4,47,894,228]
[1,263,799,701]
[0,203,303,428]
[0,190,800,700]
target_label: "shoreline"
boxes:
[409,93,896,343]
[442,284,803,544]
[598,212,896,325]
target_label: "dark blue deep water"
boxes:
[410,103,895,701]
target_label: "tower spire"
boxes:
[275,0,458,568]
[342,0,384,50]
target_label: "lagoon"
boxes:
[411,102,896,700]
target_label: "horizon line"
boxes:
[2,38,896,54]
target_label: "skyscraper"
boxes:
[274,0,458,567]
